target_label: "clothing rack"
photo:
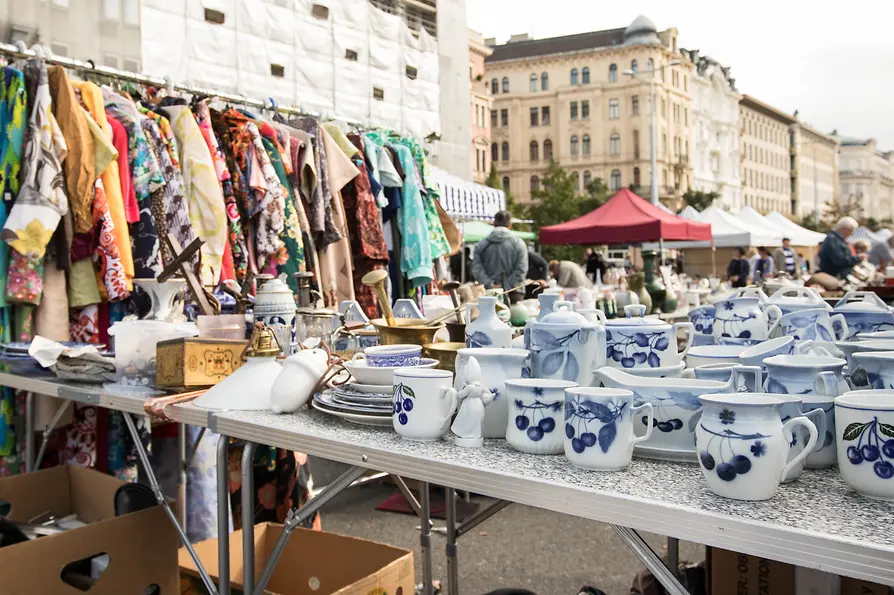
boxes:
[0,41,371,130]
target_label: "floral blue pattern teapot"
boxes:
[832,292,894,339]
[604,305,694,369]
[712,293,782,343]
[529,301,606,385]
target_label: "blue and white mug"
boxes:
[505,379,578,455]
[353,344,422,368]
[392,368,457,441]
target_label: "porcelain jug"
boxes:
[604,305,694,369]
[530,301,606,384]
[712,295,781,343]
[768,307,849,342]
[270,348,330,414]
[465,296,512,348]
[254,275,297,328]
[832,292,894,339]
[688,305,716,346]
[696,393,818,500]
[455,347,530,438]
[763,354,849,397]
[772,393,826,482]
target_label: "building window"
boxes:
[570,68,579,85]
[491,143,498,163]
[632,95,639,116]
[661,98,666,118]
[610,134,621,156]
[122,57,139,72]
[543,139,553,161]
[609,99,619,120]
[502,176,510,191]
[204,8,226,23]
[530,73,538,92]
[531,175,540,192]
[647,58,654,74]
[662,133,667,155]
[541,72,549,91]
[611,169,622,191]
[581,100,590,119]
[50,42,68,57]
[571,135,579,156]
[572,171,580,190]
[683,75,688,91]
[501,109,508,127]
[491,110,498,129]
[530,140,539,161]
[633,130,640,159]
[102,0,120,20]
[609,64,617,82]
[103,53,118,68]
[502,77,510,93]
[541,106,550,125]
[582,135,591,156]
[582,67,590,84]
[684,108,688,126]
[583,170,592,188]
[634,167,641,187]
[631,59,638,75]
[501,142,510,161]
[530,107,539,127]
[491,78,499,94]
[570,101,578,120]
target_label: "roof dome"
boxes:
[624,15,660,46]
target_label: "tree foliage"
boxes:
[682,189,719,212]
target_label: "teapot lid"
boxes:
[834,291,889,312]
[257,277,293,294]
[604,304,665,327]
[540,300,588,325]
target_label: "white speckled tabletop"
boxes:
[213,407,894,585]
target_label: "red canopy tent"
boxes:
[539,188,712,245]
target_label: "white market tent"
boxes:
[737,206,809,247]
[766,211,826,246]
[646,205,782,249]
[678,205,700,219]
[849,226,886,245]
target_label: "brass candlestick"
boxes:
[361,269,395,327]
[443,281,465,324]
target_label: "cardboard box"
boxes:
[708,547,795,595]
[841,578,894,595]
[179,522,414,595]
[0,465,179,594]
[796,567,841,595]
[156,337,247,388]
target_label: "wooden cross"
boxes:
[158,233,217,316]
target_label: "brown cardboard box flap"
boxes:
[180,522,414,595]
[0,464,120,524]
[841,578,894,595]
[708,547,795,595]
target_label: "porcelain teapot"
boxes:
[529,301,606,385]
[270,348,330,414]
[832,292,894,339]
[712,294,781,343]
[604,304,693,369]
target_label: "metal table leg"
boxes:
[419,481,433,595]
[217,434,230,595]
[241,442,257,594]
[393,475,422,517]
[123,413,219,595]
[667,536,680,579]
[178,424,188,528]
[612,525,688,595]
[445,487,458,595]
[24,393,34,473]
[33,399,71,471]
[251,465,366,595]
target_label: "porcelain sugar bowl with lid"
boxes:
[604,304,694,369]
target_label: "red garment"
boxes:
[342,160,388,318]
[220,235,235,282]
[107,115,140,223]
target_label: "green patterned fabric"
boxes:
[264,138,306,291]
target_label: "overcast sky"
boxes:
[467,0,894,148]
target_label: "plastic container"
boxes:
[108,320,198,386]
[197,314,247,340]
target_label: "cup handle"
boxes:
[802,407,827,453]
[814,371,841,398]
[592,309,608,323]
[731,364,762,393]
[351,352,367,363]
[681,368,696,379]
[779,417,818,481]
[439,387,459,427]
[672,322,695,358]
[831,314,849,341]
[630,402,654,445]
[765,305,783,336]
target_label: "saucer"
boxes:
[314,391,391,415]
[343,357,438,385]
[634,443,697,463]
[313,393,393,427]
[346,381,394,394]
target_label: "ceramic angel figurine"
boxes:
[451,356,495,447]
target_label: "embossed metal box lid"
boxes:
[155,337,248,389]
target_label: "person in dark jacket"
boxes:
[727,247,750,288]
[819,217,867,278]
[584,248,607,282]
[471,210,528,301]
[752,246,774,282]
[525,250,549,298]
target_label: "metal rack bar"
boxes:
[33,399,72,471]
[241,442,258,594]
[216,435,230,595]
[419,481,433,595]
[612,526,689,595]
[24,393,34,473]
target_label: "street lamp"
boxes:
[624,59,681,207]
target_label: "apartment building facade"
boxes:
[469,28,493,184]
[739,94,796,215]
[791,123,839,221]
[484,16,694,204]
[838,137,894,220]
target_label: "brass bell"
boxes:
[244,321,282,358]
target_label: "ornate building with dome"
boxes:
[483,15,694,207]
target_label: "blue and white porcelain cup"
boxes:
[505,379,578,455]
[850,351,894,390]
[563,387,653,471]
[392,368,458,441]
[772,393,825,482]
[686,363,762,392]
[768,307,849,342]
[801,392,837,469]
[834,390,894,501]
[739,337,795,372]
[696,393,818,501]
[353,344,422,368]
[685,344,746,369]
